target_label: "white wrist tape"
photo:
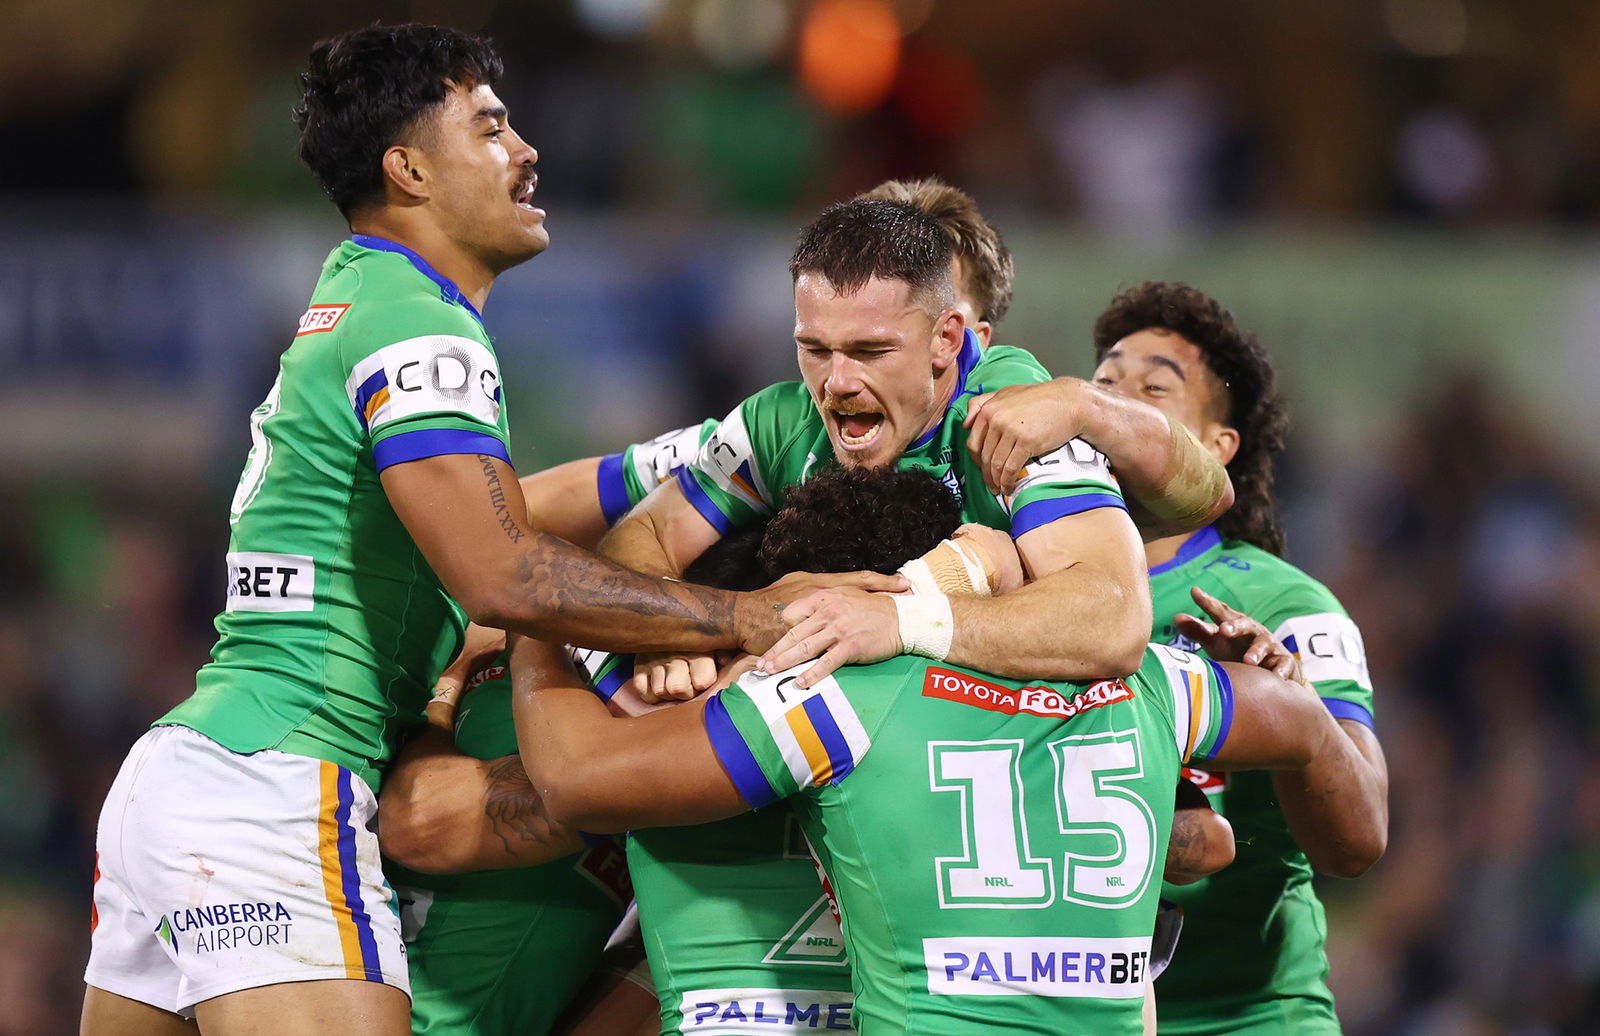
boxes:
[894,593,954,661]
[898,538,994,597]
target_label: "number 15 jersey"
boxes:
[704,646,1234,1036]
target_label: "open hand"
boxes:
[1173,587,1302,681]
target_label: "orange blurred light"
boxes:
[798,0,902,115]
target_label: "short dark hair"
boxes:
[294,24,504,217]
[789,199,956,313]
[859,178,1013,324]
[1093,282,1290,555]
[760,467,961,577]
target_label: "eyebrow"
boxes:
[473,105,508,124]
[1105,347,1186,381]
[795,335,897,349]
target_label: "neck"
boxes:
[1142,532,1189,569]
[350,212,494,313]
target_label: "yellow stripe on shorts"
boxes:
[317,761,366,980]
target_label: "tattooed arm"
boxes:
[379,716,583,875]
[1162,779,1235,885]
[382,454,900,655]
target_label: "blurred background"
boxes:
[3,0,1599,1032]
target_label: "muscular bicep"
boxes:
[381,451,534,613]
[520,457,609,548]
[1341,718,1389,798]
[1204,662,1333,771]
[1013,503,1147,584]
[599,477,724,578]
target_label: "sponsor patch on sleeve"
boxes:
[296,304,350,336]
[343,334,503,433]
[693,408,772,514]
[737,669,872,789]
[1276,612,1373,691]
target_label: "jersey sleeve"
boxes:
[1269,606,1375,730]
[338,307,510,472]
[1149,645,1235,765]
[701,667,875,809]
[1004,439,1126,538]
[964,347,1126,537]
[596,419,721,525]
[675,386,805,534]
[567,647,634,704]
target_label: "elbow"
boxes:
[1096,621,1148,678]
[1313,827,1388,879]
[1206,479,1236,524]
[378,796,459,876]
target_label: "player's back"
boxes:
[710,645,1233,1035]
[165,239,512,790]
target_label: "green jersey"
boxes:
[598,419,721,524]
[676,331,1125,536]
[569,650,855,1036]
[162,236,513,791]
[390,655,632,1036]
[1149,527,1375,1035]
[706,646,1235,1035]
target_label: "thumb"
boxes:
[962,392,993,428]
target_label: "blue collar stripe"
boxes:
[911,327,983,452]
[350,234,484,325]
[1148,525,1222,576]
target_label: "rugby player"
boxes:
[605,197,1188,695]
[80,24,890,1036]
[957,282,1389,1032]
[512,466,1346,1035]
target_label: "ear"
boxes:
[1207,424,1241,467]
[929,309,965,372]
[971,319,993,348]
[381,144,430,203]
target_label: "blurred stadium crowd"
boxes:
[3,1,1600,1034]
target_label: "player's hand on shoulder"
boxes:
[1174,587,1303,683]
[757,587,901,689]
[964,378,1091,494]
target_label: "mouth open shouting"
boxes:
[832,408,885,451]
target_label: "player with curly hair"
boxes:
[961,281,1388,1034]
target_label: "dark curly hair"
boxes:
[293,24,503,217]
[1093,282,1290,555]
[790,199,955,314]
[760,467,962,577]
[681,523,771,592]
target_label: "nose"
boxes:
[507,128,537,167]
[824,353,863,397]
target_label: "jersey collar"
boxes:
[350,234,484,325]
[908,327,983,453]
[1148,525,1222,576]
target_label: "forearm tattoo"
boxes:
[483,755,563,858]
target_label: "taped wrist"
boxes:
[1145,415,1229,526]
[899,538,994,597]
[893,594,954,660]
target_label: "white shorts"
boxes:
[84,725,409,1015]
